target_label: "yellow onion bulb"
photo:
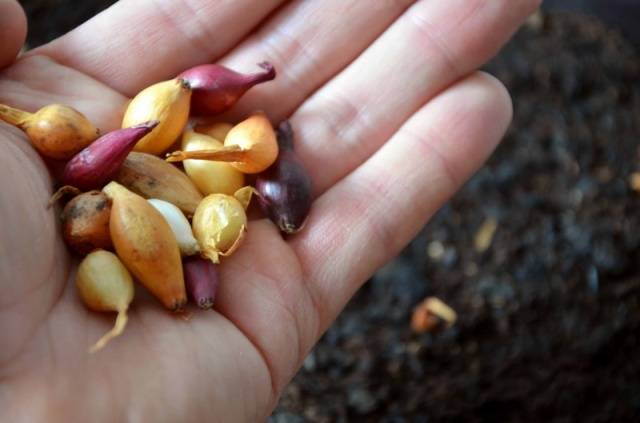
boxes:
[76,250,134,352]
[164,113,278,174]
[181,131,244,195]
[0,103,99,160]
[223,111,278,174]
[192,193,248,263]
[194,121,233,141]
[103,181,186,310]
[122,79,191,155]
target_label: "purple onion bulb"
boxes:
[183,256,220,309]
[255,121,312,234]
[178,62,276,116]
[61,121,158,191]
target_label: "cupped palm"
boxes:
[0,0,540,421]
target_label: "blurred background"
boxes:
[17,1,640,421]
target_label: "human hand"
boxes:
[0,0,540,421]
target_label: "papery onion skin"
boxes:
[224,111,278,174]
[183,257,220,309]
[61,191,113,255]
[192,193,247,263]
[103,182,187,311]
[181,131,245,196]
[165,112,278,174]
[255,121,312,234]
[0,103,99,160]
[179,62,276,115]
[116,151,203,216]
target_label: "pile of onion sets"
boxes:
[0,62,314,352]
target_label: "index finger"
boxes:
[36,0,286,96]
[0,0,27,69]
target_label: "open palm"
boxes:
[0,0,539,421]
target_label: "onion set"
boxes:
[166,111,278,174]
[116,151,203,216]
[122,79,191,155]
[181,131,245,195]
[194,122,233,141]
[1,57,321,351]
[178,62,275,115]
[255,121,312,234]
[184,257,220,309]
[61,191,113,255]
[76,250,134,353]
[148,198,200,256]
[192,187,253,263]
[61,121,159,191]
[0,103,99,159]
[104,182,187,311]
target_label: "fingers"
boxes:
[0,55,128,131]
[291,72,513,332]
[291,0,540,196]
[37,0,286,96]
[218,0,416,122]
[0,0,27,69]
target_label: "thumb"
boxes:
[0,0,27,69]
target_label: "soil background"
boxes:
[17,1,640,422]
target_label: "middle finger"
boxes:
[218,0,417,123]
[290,0,540,196]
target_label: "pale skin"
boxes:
[0,0,540,421]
